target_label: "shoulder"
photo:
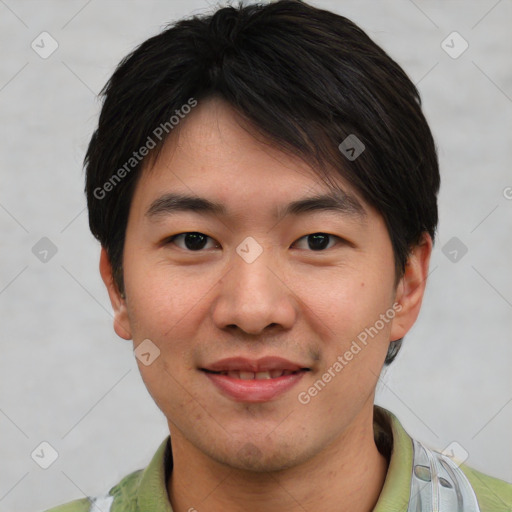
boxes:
[42,497,91,512]
[459,463,512,512]
[42,468,144,512]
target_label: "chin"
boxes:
[209,436,311,473]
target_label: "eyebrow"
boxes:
[145,190,367,222]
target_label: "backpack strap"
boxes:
[408,438,481,511]
[88,493,114,512]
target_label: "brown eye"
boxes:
[166,232,219,251]
[292,233,340,251]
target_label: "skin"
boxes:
[100,96,432,512]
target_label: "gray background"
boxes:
[0,0,511,511]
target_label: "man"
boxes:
[45,0,511,510]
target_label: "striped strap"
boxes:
[408,439,481,512]
[88,493,114,512]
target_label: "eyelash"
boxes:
[164,232,343,252]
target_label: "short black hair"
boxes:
[85,0,439,365]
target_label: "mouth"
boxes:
[201,368,307,380]
[200,357,311,402]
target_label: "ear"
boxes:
[99,247,132,340]
[390,232,433,342]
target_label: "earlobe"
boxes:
[390,233,433,342]
[99,247,132,340]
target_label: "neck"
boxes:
[167,405,389,512]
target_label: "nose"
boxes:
[210,240,297,336]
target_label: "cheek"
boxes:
[302,266,395,384]
[303,267,392,333]
[307,274,394,399]
[123,255,212,340]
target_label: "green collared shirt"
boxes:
[44,406,511,512]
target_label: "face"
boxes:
[101,96,430,472]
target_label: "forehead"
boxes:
[132,97,372,222]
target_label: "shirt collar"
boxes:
[373,405,413,511]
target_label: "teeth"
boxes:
[218,370,298,379]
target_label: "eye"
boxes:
[292,233,341,251]
[164,232,342,252]
[165,232,219,251]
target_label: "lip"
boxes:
[203,369,307,402]
[200,356,310,403]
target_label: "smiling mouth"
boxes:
[201,369,309,380]
[201,367,310,402]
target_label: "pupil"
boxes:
[308,233,329,250]
[185,232,207,250]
